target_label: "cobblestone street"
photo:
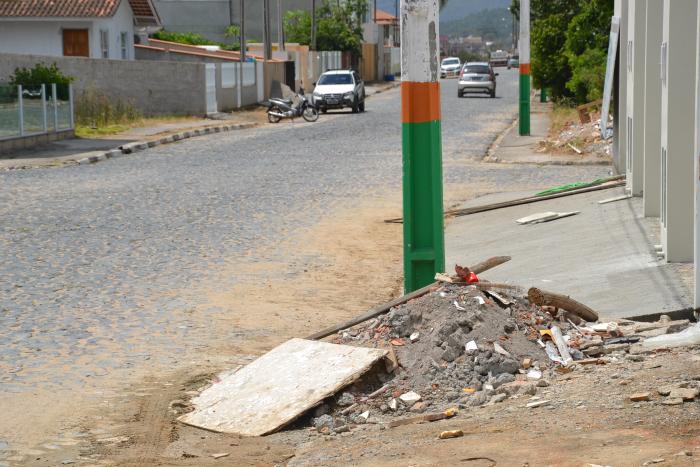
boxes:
[0,70,612,462]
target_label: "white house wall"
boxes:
[626,0,646,196]
[660,0,698,262]
[642,0,662,217]
[0,0,134,60]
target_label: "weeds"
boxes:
[74,87,142,129]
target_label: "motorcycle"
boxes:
[266,88,319,123]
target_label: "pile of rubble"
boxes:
[304,280,696,436]
[539,113,612,158]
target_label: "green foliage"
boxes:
[564,0,613,103]
[284,10,312,45]
[511,0,613,105]
[283,0,368,54]
[531,13,571,100]
[9,63,74,100]
[74,87,142,129]
[458,51,488,64]
[565,48,606,102]
[152,30,214,46]
[153,29,242,51]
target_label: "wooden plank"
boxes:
[598,194,633,204]
[384,180,625,223]
[528,287,599,322]
[516,211,579,225]
[179,339,387,436]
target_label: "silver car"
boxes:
[458,62,498,98]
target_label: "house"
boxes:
[0,0,159,60]
[374,9,398,47]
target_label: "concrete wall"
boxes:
[0,1,135,60]
[0,53,207,116]
[660,0,698,262]
[642,0,662,217]
[626,0,646,196]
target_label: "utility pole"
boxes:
[263,0,272,60]
[277,0,285,52]
[238,0,245,107]
[311,0,316,50]
[518,0,530,135]
[401,0,445,292]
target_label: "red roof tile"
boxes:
[0,0,120,17]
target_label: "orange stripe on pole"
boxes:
[401,81,441,124]
[519,63,531,74]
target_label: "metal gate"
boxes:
[205,63,217,115]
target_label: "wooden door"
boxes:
[63,29,89,57]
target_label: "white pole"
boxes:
[41,84,47,132]
[18,85,24,136]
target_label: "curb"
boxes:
[73,122,259,167]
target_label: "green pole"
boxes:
[519,0,531,136]
[401,0,445,293]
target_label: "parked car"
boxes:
[440,57,461,78]
[458,62,498,98]
[312,69,365,113]
[507,56,520,69]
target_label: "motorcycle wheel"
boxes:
[302,106,319,122]
[268,106,282,123]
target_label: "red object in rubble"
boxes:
[467,272,479,284]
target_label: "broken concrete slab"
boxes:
[179,338,388,436]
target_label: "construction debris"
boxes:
[178,257,699,439]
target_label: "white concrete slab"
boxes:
[179,338,387,436]
[445,187,691,320]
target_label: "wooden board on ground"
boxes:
[516,211,580,225]
[179,338,388,436]
[598,194,633,204]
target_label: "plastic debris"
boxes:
[640,323,700,350]
[439,430,464,439]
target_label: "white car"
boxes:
[312,69,365,113]
[440,57,461,78]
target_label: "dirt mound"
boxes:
[304,284,570,433]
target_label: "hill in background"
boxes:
[441,7,514,46]
[376,0,511,23]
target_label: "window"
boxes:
[100,29,109,58]
[120,32,128,59]
[317,73,353,85]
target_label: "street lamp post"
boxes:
[401,0,445,293]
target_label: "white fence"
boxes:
[208,61,267,113]
[0,83,74,141]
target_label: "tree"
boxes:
[283,0,368,55]
[510,0,613,104]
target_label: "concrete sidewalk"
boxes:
[445,186,691,320]
[485,99,611,166]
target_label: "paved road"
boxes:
[0,70,610,453]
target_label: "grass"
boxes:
[75,124,131,138]
[549,104,578,138]
[75,116,205,138]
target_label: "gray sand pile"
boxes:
[304,284,574,433]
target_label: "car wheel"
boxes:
[359,100,365,112]
[457,90,462,98]
[351,99,359,113]
[490,89,496,98]
[321,108,327,114]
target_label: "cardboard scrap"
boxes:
[179,338,388,436]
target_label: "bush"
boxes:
[152,30,214,46]
[9,63,73,99]
[74,87,141,128]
